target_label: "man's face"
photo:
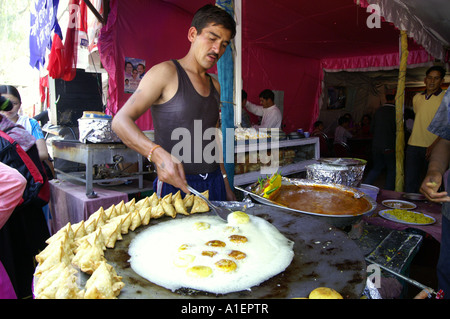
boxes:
[190,23,232,70]
[259,97,272,108]
[424,70,444,94]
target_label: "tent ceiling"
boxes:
[386,0,450,48]
[162,0,449,62]
[243,0,423,59]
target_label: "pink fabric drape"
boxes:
[96,0,437,134]
[242,44,322,133]
[322,47,433,71]
[98,0,196,130]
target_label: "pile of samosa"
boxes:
[33,190,210,299]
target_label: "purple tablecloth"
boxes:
[363,189,443,243]
[48,180,129,235]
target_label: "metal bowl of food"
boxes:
[306,158,367,188]
[236,177,377,228]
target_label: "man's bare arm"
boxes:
[112,62,189,194]
[420,138,450,202]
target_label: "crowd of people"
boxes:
[312,66,449,298]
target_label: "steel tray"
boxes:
[236,177,377,228]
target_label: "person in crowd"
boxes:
[0,162,27,299]
[33,109,49,127]
[334,115,353,145]
[405,65,446,193]
[358,114,372,137]
[364,94,396,190]
[112,4,236,201]
[312,120,330,157]
[343,112,357,134]
[240,90,252,128]
[333,115,353,157]
[1,85,54,227]
[312,120,325,136]
[420,88,450,299]
[0,85,53,165]
[404,106,415,143]
[244,89,282,129]
[0,162,27,229]
[0,114,50,299]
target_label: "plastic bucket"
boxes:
[356,184,379,201]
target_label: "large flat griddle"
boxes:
[105,202,367,299]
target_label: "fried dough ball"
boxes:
[205,240,226,247]
[194,222,210,231]
[228,250,246,260]
[309,287,343,299]
[223,226,240,234]
[173,254,196,267]
[178,244,190,251]
[201,251,218,258]
[186,265,213,278]
[227,211,250,225]
[228,234,248,244]
[215,259,237,272]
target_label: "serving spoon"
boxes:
[187,185,231,222]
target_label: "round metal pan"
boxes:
[105,202,367,299]
[237,178,377,228]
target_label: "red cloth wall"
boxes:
[99,0,321,133]
[242,44,322,133]
[99,0,207,130]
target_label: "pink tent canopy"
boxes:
[98,0,444,133]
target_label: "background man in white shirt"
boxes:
[244,89,282,129]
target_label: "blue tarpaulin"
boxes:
[216,0,235,189]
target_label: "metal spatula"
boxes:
[187,185,230,222]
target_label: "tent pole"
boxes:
[82,0,104,24]
[395,30,408,192]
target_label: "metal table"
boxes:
[51,140,145,197]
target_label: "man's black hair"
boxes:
[259,89,274,101]
[338,115,350,126]
[191,4,236,39]
[426,65,446,79]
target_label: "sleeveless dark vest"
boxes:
[150,60,220,175]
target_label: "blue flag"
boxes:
[29,0,62,69]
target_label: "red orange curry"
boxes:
[271,184,371,216]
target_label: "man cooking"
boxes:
[112,4,236,201]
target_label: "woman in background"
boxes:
[0,85,51,164]
[0,85,54,223]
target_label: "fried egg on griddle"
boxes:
[128,212,294,294]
